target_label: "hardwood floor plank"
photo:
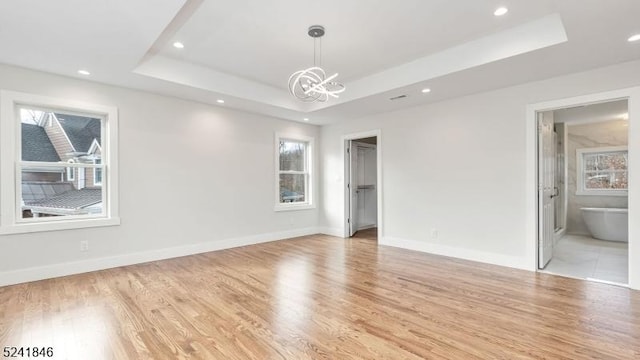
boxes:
[1,235,639,359]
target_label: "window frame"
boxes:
[0,90,120,234]
[93,158,103,186]
[274,133,314,211]
[66,159,76,181]
[576,146,628,196]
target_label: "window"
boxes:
[576,146,627,196]
[275,134,313,211]
[67,160,76,181]
[94,159,102,186]
[0,90,119,234]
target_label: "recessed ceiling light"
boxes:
[173,41,185,49]
[303,118,310,122]
[216,99,225,104]
[421,88,431,94]
[494,7,508,16]
[628,34,640,42]
[77,69,90,76]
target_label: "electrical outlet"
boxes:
[430,228,439,239]
[80,240,89,252]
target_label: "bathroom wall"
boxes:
[566,120,628,234]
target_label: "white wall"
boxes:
[321,59,640,279]
[0,64,320,285]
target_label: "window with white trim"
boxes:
[576,146,627,196]
[94,159,103,186]
[66,159,76,181]
[0,90,120,234]
[275,134,313,210]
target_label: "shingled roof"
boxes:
[55,113,101,153]
[22,182,74,205]
[21,123,61,162]
[24,187,102,216]
[28,188,102,210]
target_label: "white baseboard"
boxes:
[357,224,377,231]
[318,227,345,238]
[380,236,530,271]
[0,227,321,287]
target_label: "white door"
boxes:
[538,111,556,269]
[348,141,359,236]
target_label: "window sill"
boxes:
[576,190,628,197]
[0,217,120,235]
[274,204,316,212]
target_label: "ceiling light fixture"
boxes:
[494,7,508,16]
[77,69,90,76]
[288,25,345,102]
[628,34,640,42]
[216,99,225,104]
[173,41,185,49]
[421,88,432,93]
[303,118,310,122]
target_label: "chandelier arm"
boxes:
[304,72,338,95]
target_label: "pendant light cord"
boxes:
[312,36,323,67]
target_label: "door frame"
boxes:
[526,87,640,290]
[343,130,383,240]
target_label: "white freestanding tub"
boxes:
[580,208,628,242]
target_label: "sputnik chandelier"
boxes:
[288,25,345,102]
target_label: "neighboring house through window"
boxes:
[576,146,628,196]
[275,133,313,211]
[0,91,119,234]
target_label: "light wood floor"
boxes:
[1,235,639,359]
[351,227,377,241]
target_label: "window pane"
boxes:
[21,108,102,163]
[602,152,627,170]
[611,171,628,189]
[582,150,627,191]
[279,140,306,171]
[584,170,628,189]
[21,167,103,219]
[279,174,306,203]
[95,159,103,185]
[583,154,598,171]
[19,108,104,220]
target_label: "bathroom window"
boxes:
[576,146,627,196]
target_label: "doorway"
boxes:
[536,99,630,285]
[344,131,382,241]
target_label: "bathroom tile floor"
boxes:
[542,234,628,285]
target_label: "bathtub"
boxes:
[580,208,628,242]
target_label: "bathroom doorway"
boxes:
[537,100,629,285]
[344,131,381,242]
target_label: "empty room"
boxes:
[1,1,640,359]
